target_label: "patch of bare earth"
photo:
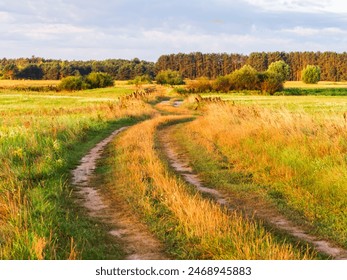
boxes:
[158,125,347,260]
[72,127,168,260]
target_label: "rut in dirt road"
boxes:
[158,124,347,260]
[71,127,169,260]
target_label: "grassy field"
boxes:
[284,81,347,88]
[0,80,61,88]
[1,79,346,259]
[173,92,347,249]
[0,83,156,259]
[198,94,347,115]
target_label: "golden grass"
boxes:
[0,79,60,88]
[284,81,347,88]
[182,102,347,247]
[109,115,315,259]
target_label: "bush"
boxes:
[301,65,321,84]
[85,72,114,89]
[212,75,232,92]
[59,72,114,91]
[128,75,152,85]
[261,72,284,95]
[59,76,85,91]
[229,65,260,90]
[186,77,212,93]
[155,70,184,85]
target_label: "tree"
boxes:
[16,64,44,80]
[259,60,290,95]
[1,64,19,79]
[229,65,259,90]
[267,60,290,83]
[301,65,321,84]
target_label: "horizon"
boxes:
[2,49,347,63]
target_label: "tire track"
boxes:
[71,126,169,260]
[158,124,347,260]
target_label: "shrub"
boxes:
[261,72,284,95]
[212,75,232,92]
[128,75,152,86]
[85,72,114,89]
[155,70,184,85]
[301,65,321,84]
[229,65,260,90]
[59,72,114,91]
[59,76,85,91]
[186,77,212,93]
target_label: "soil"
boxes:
[71,127,169,260]
[158,125,347,260]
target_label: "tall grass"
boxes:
[0,92,156,259]
[108,116,315,259]
[179,103,347,248]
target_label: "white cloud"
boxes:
[243,0,347,13]
[0,11,14,23]
[282,26,347,36]
[1,0,347,60]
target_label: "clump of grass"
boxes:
[108,115,315,259]
[180,103,347,248]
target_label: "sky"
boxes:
[1,0,347,61]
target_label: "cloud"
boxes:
[1,0,347,60]
[282,26,347,36]
[242,0,347,13]
[0,11,14,23]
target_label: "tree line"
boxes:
[156,51,347,81]
[0,56,155,80]
[1,51,347,81]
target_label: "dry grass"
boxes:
[0,79,60,88]
[284,81,347,88]
[181,102,347,247]
[108,115,315,259]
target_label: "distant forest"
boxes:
[1,51,347,81]
[0,57,155,81]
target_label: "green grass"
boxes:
[280,87,347,96]
[0,88,153,259]
[197,93,347,115]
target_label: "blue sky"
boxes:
[1,0,347,61]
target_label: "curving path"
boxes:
[70,97,347,260]
[71,126,168,260]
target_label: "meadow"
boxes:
[0,79,346,259]
[172,91,347,250]
[0,82,155,259]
